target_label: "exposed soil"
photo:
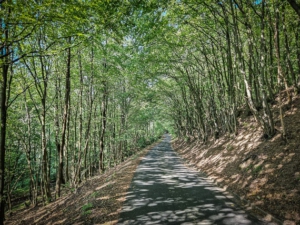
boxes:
[172,93,300,225]
[4,143,155,225]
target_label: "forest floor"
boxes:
[172,92,300,225]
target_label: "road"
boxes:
[118,135,264,225]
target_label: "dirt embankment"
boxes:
[172,94,300,225]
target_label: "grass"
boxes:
[226,144,234,151]
[81,203,93,215]
[243,122,249,127]
[243,164,263,175]
[90,191,99,198]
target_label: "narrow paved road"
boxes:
[118,135,264,225]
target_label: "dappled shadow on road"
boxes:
[118,135,262,225]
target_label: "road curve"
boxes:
[118,135,264,225]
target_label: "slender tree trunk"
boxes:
[23,92,37,206]
[83,94,94,179]
[274,3,287,141]
[99,81,108,173]
[65,105,71,182]
[282,5,297,91]
[77,51,83,182]
[0,4,10,221]
[0,57,9,225]
[217,2,237,135]
[295,21,300,90]
[54,77,61,182]
[56,38,71,198]
[259,0,275,137]
[83,48,95,178]
[41,98,51,202]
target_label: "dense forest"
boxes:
[1,0,300,224]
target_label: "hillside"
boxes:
[172,93,300,225]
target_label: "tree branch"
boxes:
[286,0,300,18]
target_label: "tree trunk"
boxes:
[0,58,9,225]
[23,90,38,206]
[286,0,300,18]
[282,5,297,91]
[0,4,10,222]
[258,0,275,137]
[56,38,71,198]
[274,3,287,141]
[99,80,108,173]
[295,21,300,90]
[41,97,51,202]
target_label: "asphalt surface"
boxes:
[118,135,264,225]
